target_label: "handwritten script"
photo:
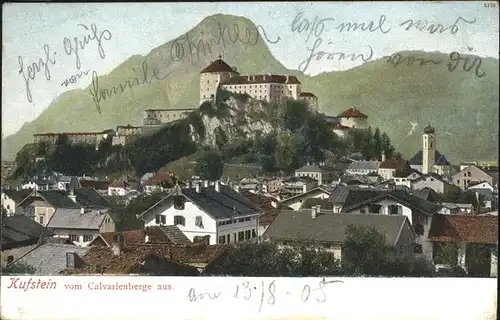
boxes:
[290,11,479,75]
[170,21,281,64]
[186,278,344,313]
[18,23,113,103]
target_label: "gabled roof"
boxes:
[138,184,262,221]
[263,211,410,246]
[1,189,34,203]
[299,198,333,210]
[413,172,449,184]
[78,180,111,190]
[342,189,442,215]
[379,157,411,170]
[410,188,441,203]
[347,161,381,171]
[239,190,291,227]
[427,214,498,244]
[109,180,128,188]
[328,185,386,207]
[47,208,109,230]
[408,150,450,166]
[1,214,53,246]
[38,190,80,208]
[91,226,191,247]
[14,243,91,275]
[338,108,367,118]
[200,57,239,74]
[73,188,112,208]
[279,186,332,204]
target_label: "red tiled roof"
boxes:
[79,180,111,190]
[379,157,411,170]
[428,214,498,244]
[200,58,239,74]
[95,228,172,247]
[333,124,350,130]
[63,243,229,274]
[240,190,291,226]
[221,74,301,85]
[299,92,317,98]
[109,180,127,188]
[151,171,174,182]
[338,108,367,118]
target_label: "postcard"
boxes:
[1,2,498,320]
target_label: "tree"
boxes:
[1,262,36,275]
[275,132,301,174]
[205,241,340,277]
[361,127,375,160]
[372,127,383,160]
[195,149,224,181]
[380,132,395,158]
[342,225,391,275]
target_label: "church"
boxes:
[409,124,451,176]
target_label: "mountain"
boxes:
[2,14,498,163]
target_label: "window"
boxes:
[468,172,471,177]
[195,216,204,228]
[245,217,251,221]
[83,235,93,242]
[324,243,331,249]
[227,234,231,243]
[369,204,382,214]
[245,230,251,240]
[414,224,425,236]
[155,215,166,225]
[360,209,366,214]
[7,255,14,264]
[389,205,401,215]
[252,229,257,238]
[433,242,458,264]
[174,215,185,226]
[218,235,226,244]
[39,216,44,225]
[69,234,79,242]
[173,196,185,210]
[238,231,244,242]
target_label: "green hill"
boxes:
[2,13,498,163]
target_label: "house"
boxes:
[143,172,177,194]
[89,226,192,247]
[299,198,333,211]
[439,203,474,215]
[1,214,54,267]
[408,125,451,176]
[260,178,282,194]
[239,190,291,237]
[337,107,369,129]
[452,165,494,190]
[1,189,34,216]
[378,156,412,180]
[392,168,414,188]
[278,185,333,211]
[468,181,496,192]
[8,243,91,275]
[263,210,415,262]
[281,176,318,195]
[332,186,442,260]
[295,164,335,185]
[140,172,155,184]
[17,188,111,226]
[137,182,262,245]
[412,173,461,195]
[346,161,381,176]
[466,185,498,211]
[47,208,116,246]
[238,178,261,192]
[55,176,80,191]
[108,180,129,196]
[78,179,111,196]
[427,214,498,277]
[411,187,442,203]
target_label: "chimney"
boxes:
[69,188,77,203]
[381,152,386,162]
[195,183,201,193]
[286,75,289,83]
[111,234,124,256]
[247,75,250,81]
[215,180,220,192]
[302,184,307,194]
[80,207,85,215]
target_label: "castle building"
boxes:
[408,125,451,176]
[141,108,195,135]
[338,107,368,129]
[33,130,115,148]
[112,125,142,146]
[199,56,318,111]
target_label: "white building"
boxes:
[1,189,34,216]
[108,180,128,196]
[408,125,451,176]
[346,161,381,176]
[295,165,335,185]
[199,56,317,110]
[137,182,263,245]
[338,107,368,129]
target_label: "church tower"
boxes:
[422,124,436,174]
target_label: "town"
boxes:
[1,56,498,278]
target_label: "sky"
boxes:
[2,2,499,137]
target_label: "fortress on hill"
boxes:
[32,57,368,147]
